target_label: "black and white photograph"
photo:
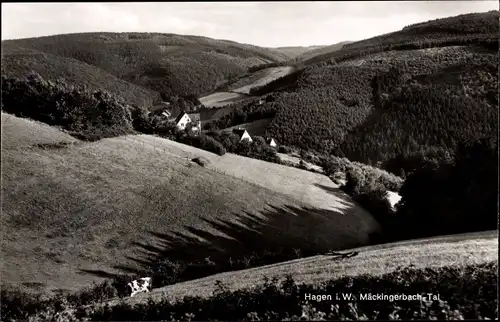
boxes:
[1,1,498,320]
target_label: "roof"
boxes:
[266,138,276,144]
[174,112,188,124]
[187,113,201,123]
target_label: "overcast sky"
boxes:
[2,1,498,47]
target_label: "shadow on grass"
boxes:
[80,203,379,286]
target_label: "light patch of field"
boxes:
[230,66,296,94]
[108,230,498,305]
[1,114,379,295]
[277,153,324,173]
[221,118,274,137]
[199,91,247,108]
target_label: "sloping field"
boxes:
[108,230,498,306]
[124,135,367,215]
[1,113,80,150]
[1,114,379,295]
[221,118,274,137]
[199,91,247,108]
[229,66,296,94]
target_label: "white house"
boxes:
[232,128,253,142]
[173,112,192,130]
[171,112,202,132]
[266,138,277,148]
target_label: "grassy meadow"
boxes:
[1,112,379,296]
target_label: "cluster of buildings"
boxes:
[149,102,278,148]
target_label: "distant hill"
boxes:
[300,11,498,66]
[1,32,294,102]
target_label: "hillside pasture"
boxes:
[1,113,380,296]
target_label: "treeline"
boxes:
[302,11,499,68]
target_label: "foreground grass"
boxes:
[1,113,378,295]
[2,261,496,321]
[107,231,498,305]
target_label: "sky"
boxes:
[2,1,498,47]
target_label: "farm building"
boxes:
[232,129,253,142]
[173,112,201,132]
[266,138,277,147]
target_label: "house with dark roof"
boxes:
[186,113,201,132]
[232,128,253,142]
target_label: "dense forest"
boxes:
[338,81,497,166]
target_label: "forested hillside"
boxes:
[1,32,292,101]
[1,43,161,107]
[300,11,498,67]
[252,11,499,170]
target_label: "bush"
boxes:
[184,134,226,156]
[394,138,497,240]
[192,157,209,167]
[277,145,292,154]
[218,133,280,162]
